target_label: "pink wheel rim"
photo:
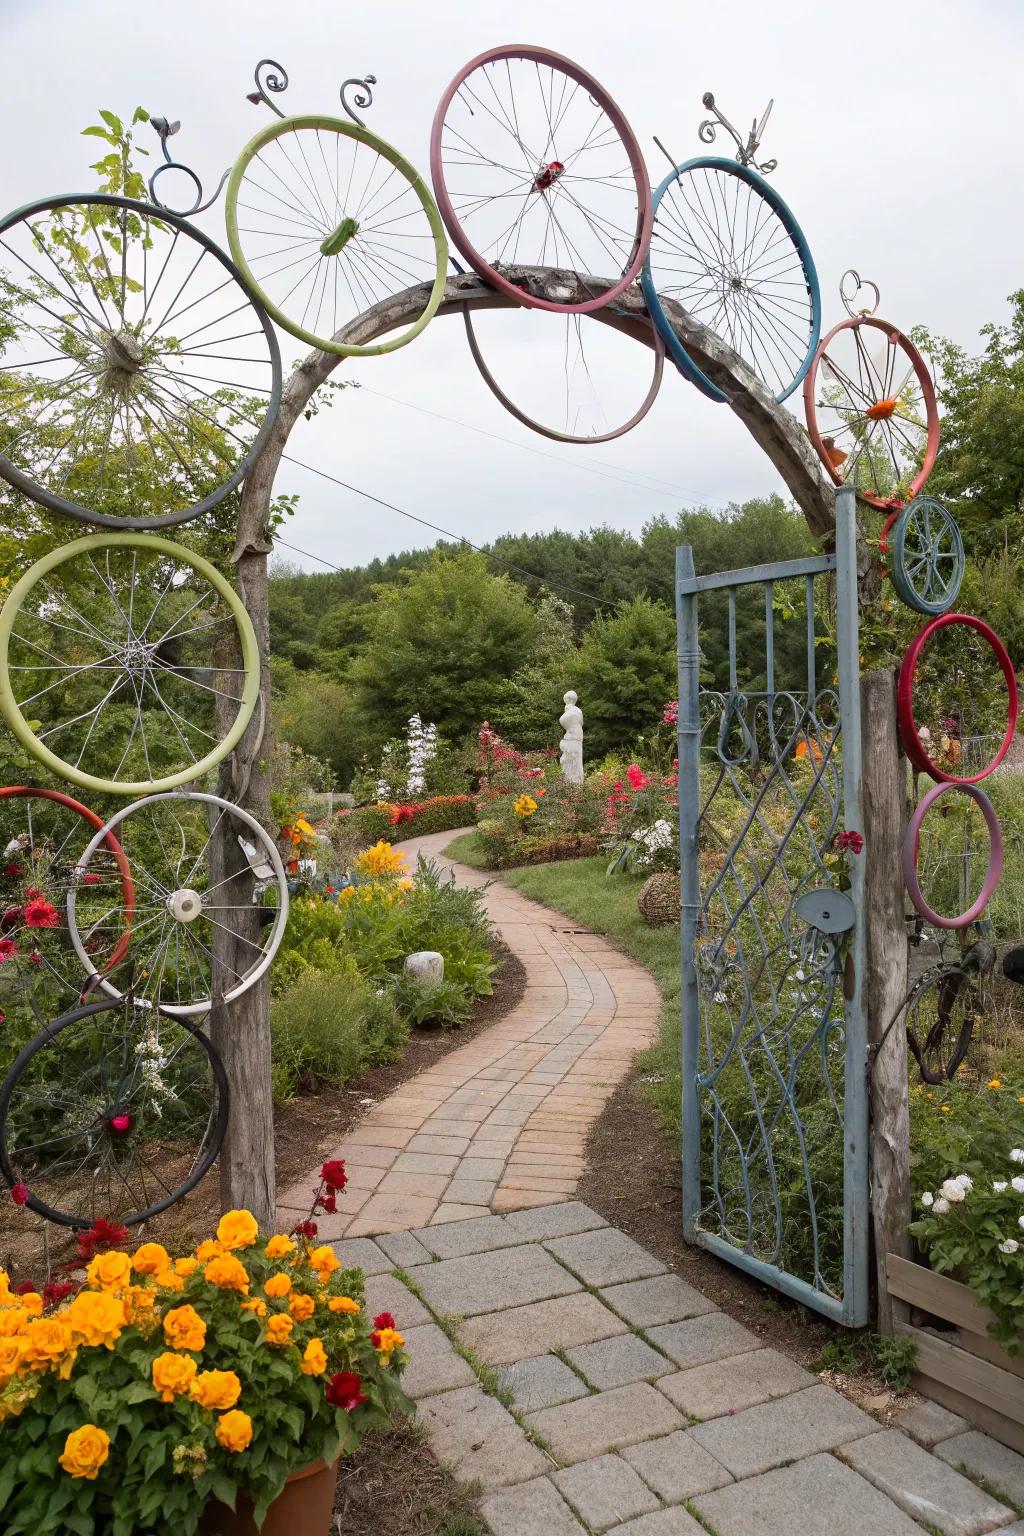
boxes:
[803,314,939,511]
[430,45,653,315]
[897,613,1019,784]
[902,781,1003,929]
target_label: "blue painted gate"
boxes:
[675,486,869,1326]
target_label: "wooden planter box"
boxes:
[886,1253,1024,1453]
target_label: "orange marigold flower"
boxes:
[328,1296,360,1315]
[195,1240,224,1263]
[58,1424,110,1480]
[162,1303,206,1353]
[263,1271,291,1299]
[21,1316,73,1375]
[301,1337,327,1376]
[152,1351,198,1402]
[0,1336,25,1384]
[215,1409,253,1453]
[372,1326,405,1357]
[216,1210,259,1250]
[265,1235,296,1260]
[175,1256,199,1279]
[308,1245,339,1279]
[131,1242,169,1276]
[189,1368,241,1410]
[289,1293,315,1322]
[264,1314,293,1346]
[86,1250,133,1292]
[204,1255,249,1294]
[241,1297,267,1318]
[66,1291,124,1351]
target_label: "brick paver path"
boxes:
[278,828,661,1238]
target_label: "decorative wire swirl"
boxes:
[147,117,229,216]
[839,268,881,318]
[698,91,778,175]
[341,75,377,126]
[246,58,290,118]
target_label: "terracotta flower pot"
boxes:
[200,1458,339,1536]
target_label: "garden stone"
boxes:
[414,1242,581,1318]
[892,1398,968,1447]
[552,1455,660,1532]
[363,1272,431,1328]
[546,1228,665,1287]
[526,1382,685,1464]
[645,1312,759,1369]
[935,1432,1024,1509]
[458,1292,629,1365]
[567,1332,672,1389]
[374,1229,432,1268]
[657,1347,815,1419]
[330,1236,392,1276]
[599,1274,717,1328]
[559,690,584,784]
[497,1353,591,1412]
[695,1452,928,1536]
[839,1429,1015,1535]
[399,1323,477,1399]
[411,1214,522,1260]
[621,1430,733,1502]
[404,950,444,991]
[609,1512,705,1536]
[688,1385,875,1477]
[504,1202,607,1240]
[418,1386,549,1489]
[481,1477,587,1536]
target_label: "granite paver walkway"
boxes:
[278,828,661,1237]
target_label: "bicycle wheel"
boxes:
[430,45,652,314]
[67,791,288,1017]
[905,967,981,1084]
[225,115,447,356]
[0,533,258,796]
[0,194,281,530]
[889,497,964,615]
[641,157,820,403]
[0,786,134,993]
[0,996,227,1227]
[462,305,664,442]
[803,315,939,509]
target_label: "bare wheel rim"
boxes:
[68,791,289,1018]
[0,996,228,1228]
[430,45,652,314]
[0,193,281,530]
[0,533,259,796]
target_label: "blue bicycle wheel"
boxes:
[640,157,820,403]
[889,497,964,615]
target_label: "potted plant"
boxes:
[0,1162,411,1534]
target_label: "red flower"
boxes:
[324,885,335,895]
[370,1331,382,1349]
[291,1219,318,1240]
[1,906,22,930]
[320,1159,348,1192]
[81,873,101,886]
[0,938,17,963]
[10,1183,29,1205]
[74,1217,129,1259]
[29,950,42,966]
[626,764,649,791]
[107,1112,134,1137]
[373,1311,396,1331]
[12,1278,35,1294]
[662,699,679,725]
[24,897,58,927]
[325,1371,366,1412]
[24,887,41,899]
[42,1280,77,1306]
[835,830,864,855]
[320,1192,337,1214]
[3,861,23,877]
[0,1010,5,1025]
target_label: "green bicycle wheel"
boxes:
[225,114,448,356]
[0,533,259,796]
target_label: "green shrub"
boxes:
[389,972,477,1027]
[814,1330,918,1391]
[270,961,411,1103]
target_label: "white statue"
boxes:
[559,690,584,784]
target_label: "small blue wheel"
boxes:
[640,157,820,403]
[890,497,964,615]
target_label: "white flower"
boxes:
[956,1174,973,1192]
[1000,1239,1020,1255]
[1011,1149,1024,1164]
[713,991,727,1004]
[994,1181,1009,1193]
[1019,1215,1024,1231]
[1012,1177,1024,1194]
[921,1192,934,1207]
[940,1178,966,1203]
[933,1198,951,1214]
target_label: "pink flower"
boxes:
[662,699,679,725]
[0,938,17,963]
[10,1183,29,1205]
[626,764,649,791]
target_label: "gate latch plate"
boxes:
[794,887,855,935]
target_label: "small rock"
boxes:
[405,950,444,988]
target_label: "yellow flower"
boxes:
[204,1255,249,1294]
[190,1368,241,1410]
[338,886,356,903]
[0,1307,30,1337]
[941,1105,951,1113]
[18,1292,43,1317]
[215,1409,253,1453]
[241,1297,267,1318]
[87,1251,132,1291]
[263,1271,292,1299]
[328,1296,360,1315]
[132,1242,170,1276]
[397,878,414,892]
[152,1351,198,1402]
[301,1337,327,1376]
[66,1291,124,1351]
[513,794,538,819]
[0,1268,13,1305]
[308,1245,339,1280]
[59,1424,110,1480]
[153,1267,184,1293]
[289,1293,315,1322]
[0,1336,25,1385]
[354,840,408,877]
[264,1314,293,1346]
[125,1284,158,1319]
[163,1304,207,1353]
[21,1317,74,1377]
[195,1240,225,1263]
[217,1210,259,1251]
[175,1257,199,1279]
[373,1326,404,1357]
[989,1079,1003,1091]
[265,1235,296,1260]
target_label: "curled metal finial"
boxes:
[247,58,290,118]
[147,116,229,217]
[698,90,778,175]
[341,74,377,126]
[840,268,881,318]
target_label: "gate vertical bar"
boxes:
[835,484,870,1325]
[676,544,702,1241]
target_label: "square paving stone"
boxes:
[689,1385,875,1478]
[411,1214,524,1261]
[552,1455,660,1532]
[892,1398,968,1447]
[459,1292,629,1366]
[546,1229,666,1287]
[330,1236,392,1276]
[657,1347,815,1420]
[646,1313,760,1370]
[399,1323,477,1400]
[935,1431,1024,1509]
[363,1273,431,1328]
[567,1333,673,1389]
[414,1243,581,1318]
[600,1274,717,1328]
[480,1476,587,1536]
[611,1513,705,1536]
[621,1430,733,1502]
[497,1354,591,1413]
[374,1229,433,1269]
[418,1386,549,1490]
[503,1201,608,1241]
[695,1451,927,1536]
[839,1429,1014,1536]
[527,1382,685,1465]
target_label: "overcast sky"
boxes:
[4,0,1022,572]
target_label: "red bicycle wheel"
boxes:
[897,614,1019,784]
[430,45,653,314]
[0,786,134,984]
[803,315,939,510]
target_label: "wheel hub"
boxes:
[118,637,156,673]
[167,888,203,923]
[533,161,565,193]
[102,330,146,399]
[320,216,360,257]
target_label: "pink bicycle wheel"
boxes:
[902,782,1003,929]
[897,613,1019,784]
[430,45,653,314]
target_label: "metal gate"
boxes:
[675,487,869,1325]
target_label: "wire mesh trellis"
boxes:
[675,485,869,1325]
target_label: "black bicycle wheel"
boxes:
[0,995,228,1227]
[905,966,979,1084]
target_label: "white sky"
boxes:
[3,0,1022,570]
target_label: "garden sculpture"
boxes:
[559,691,584,784]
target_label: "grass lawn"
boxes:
[446,830,682,1136]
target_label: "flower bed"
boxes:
[342,795,476,845]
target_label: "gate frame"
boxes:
[675,484,870,1327]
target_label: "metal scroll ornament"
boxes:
[697,91,778,175]
[147,115,229,216]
